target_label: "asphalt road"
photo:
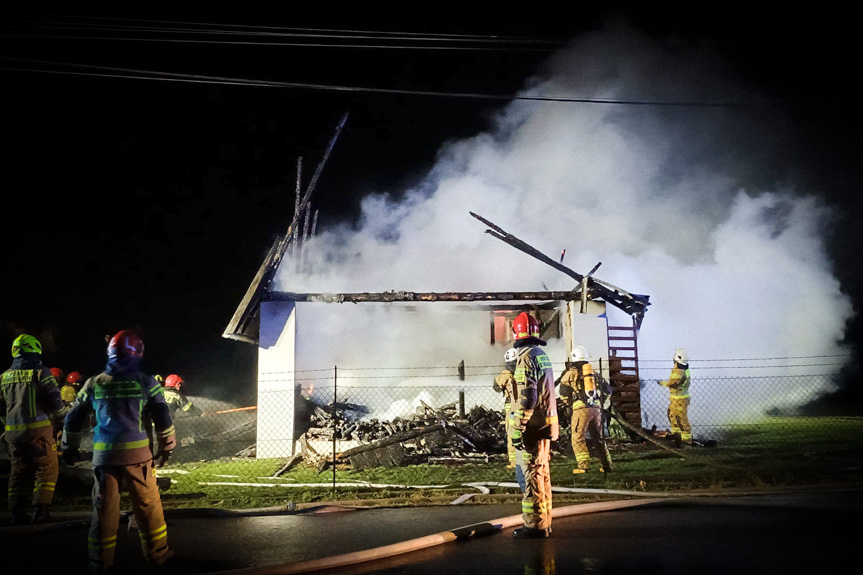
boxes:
[1,488,860,574]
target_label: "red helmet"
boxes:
[165,374,183,389]
[107,330,144,360]
[66,371,83,385]
[50,367,65,381]
[512,312,541,341]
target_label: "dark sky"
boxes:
[2,8,861,405]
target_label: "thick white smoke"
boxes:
[274,24,854,425]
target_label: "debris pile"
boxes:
[299,400,509,470]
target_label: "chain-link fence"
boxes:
[140,366,859,472]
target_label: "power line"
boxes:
[2,58,849,109]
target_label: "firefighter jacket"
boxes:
[660,365,691,399]
[1,356,64,444]
[60,383,78,405]
[63,369,176,466]
[512,344,559,441]
[493,369,516,405]
[164,388,200,416]
[558,362,597,410]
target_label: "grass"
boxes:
[48,416,863,512]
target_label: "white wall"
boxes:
[256,301,297,458]
[568,301,611,380]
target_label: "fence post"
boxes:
[333,365,337,496]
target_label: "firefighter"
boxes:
[62,330,176,573]
[50,367,66,389]
[493,348,518,468]
[658,347,692,446]
[558,345,612,474]
[163,374,202,417]
[509,312,558,539]
[1,334,65,525]
[61,371,84,406]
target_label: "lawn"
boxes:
[48,416,863,512]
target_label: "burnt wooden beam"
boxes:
[469,211,650,327]
[269,289,584,303]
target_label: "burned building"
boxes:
[222,118,650,462]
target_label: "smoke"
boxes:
[274,23,855,423]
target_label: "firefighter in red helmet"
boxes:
[163,374,202,417]
[508,312,558,538]
[60,371,84,406]
[62,329,176,573]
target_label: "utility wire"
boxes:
[1,58,843,109]
[0,12,570,44]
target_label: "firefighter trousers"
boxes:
[88,461,171,574]
[515,437,552,530]
[504,401,516,467]
[571,406,612,471]
[668,397,692,444]
[7,434,58,511]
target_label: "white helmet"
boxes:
[504,348,518,363]
[570,345,589,362]
[673,347,689,364]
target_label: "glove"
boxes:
[155,449,173,468]
[62,447,80,466]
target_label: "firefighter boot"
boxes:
[11,509,30,526]
[31,504,52,524]
[513,526,551,538]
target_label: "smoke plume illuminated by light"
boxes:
[274,23,854,424]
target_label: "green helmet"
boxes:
[11,334,42,357]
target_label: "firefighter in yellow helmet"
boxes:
[509,312,558,539]
[62,330,176,573]
[493,348,518,468]
[658,348,692,446]
[1,334,65,525]
[558,345,612,474]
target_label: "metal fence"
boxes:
[147,367,855,470]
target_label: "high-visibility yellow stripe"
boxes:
[93,438,150,451]
[4,419,52,431]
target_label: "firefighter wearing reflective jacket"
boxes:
[493,348,518,468]
[558,346,612,474]
[163,374,202,417]
[659,347,692,446]
[1,334,65,525]
[509,312,558,539]
[62,330,176,573]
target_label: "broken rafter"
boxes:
[269,290,584,304]
[468,211,650,327]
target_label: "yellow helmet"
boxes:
[11,334,42,357]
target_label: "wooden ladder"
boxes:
[606,317,642,428]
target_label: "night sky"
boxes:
[2,8,861,408]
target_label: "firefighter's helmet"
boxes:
[673,347,689,364]
[154,374,165,385]
[571,346,590,362]
[66,371,83,385]
[165,374,183,389]
[504,348,518,363]
[11,334,42,357]
[511,312,540,341]
[107,330,144,360]
[50,367,65,382]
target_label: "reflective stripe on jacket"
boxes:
[661,366,691,399]
[513,345,559,440]
[0,357,63,442]
[64,371,176,466]
[558,362,596,410]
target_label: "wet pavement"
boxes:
[1,487,861,574]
